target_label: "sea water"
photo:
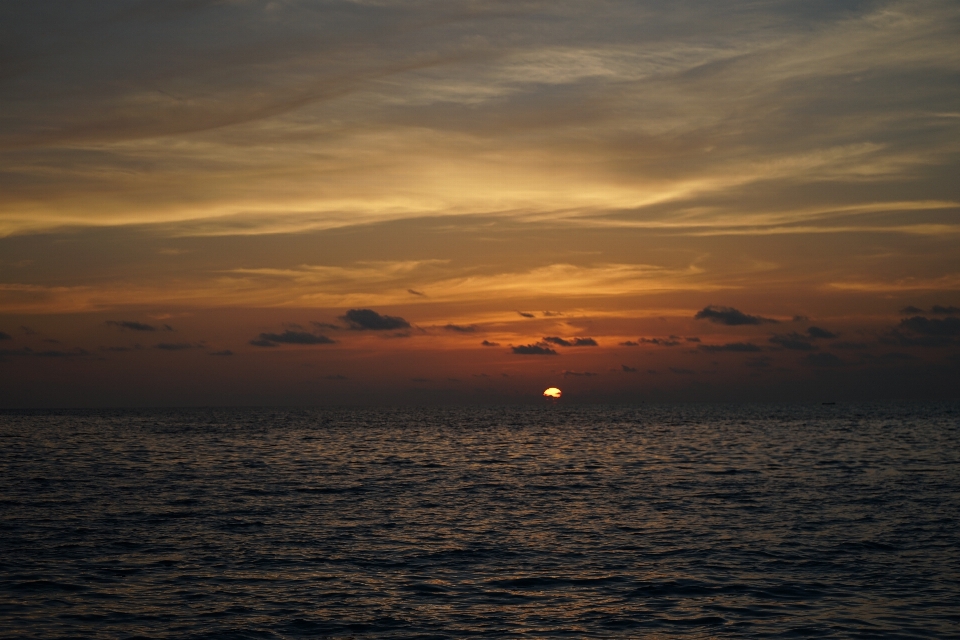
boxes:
[1,404,958,638]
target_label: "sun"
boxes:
[543,387,562,399]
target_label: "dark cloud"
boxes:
[106,320,156,331]
[804,353,844,367]
[0,331,11,340]
[900,306,924,315]
[480,340,500,347]
[793,315,810,322]
[931,305,960,315]
[251,330,335,347]
[99,345,135,352]
[898,316,960,337]
[407,289,425,296]
[324,374,348,380]
[311,321,342,331]
[563,370,596,377]
[542,311,563,317]
[694,305,777,326]
[209,350,233,356]
[640,337,681,346]
[670,367,695,375]
[155,342,196,351]
[36,348,89,358]
[619,340,639,346]
[511,344,558,355]
[20,326,36,335]
[698,342,762,352]
[517,311,535,318]
[543,336,597,347]
[444,324,476,332]
[621,364,638,372]
[769,333,816,351]
[685,337,701,343]
[341,309,410,331]
[806,326,836,339]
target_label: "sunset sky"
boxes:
[1,0,958,406]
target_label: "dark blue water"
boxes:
[2,404,959,638]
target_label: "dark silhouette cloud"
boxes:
[511,344,558,355]
[36,348,89,358]
[444,324,476,332]
[670,367,695,375]
[106,320,156,331]
[694,305,777,325]
[251,330,335,346]
[931,305,960,315]
[793,315,810,322]
[0,331,11,340]
[99,345,135,352]
[563,370,596,377]
[804,353,844,367]
[621,364,638,372]
[543,336,597,347]
[685,337,701,343]
[619,340,639,346]
[898,316,960,337]
[407,289,425,296]
[640,337,681,346]
[20,326,36,335]
[806,326,836,339]
[769,333,816,351]
[832,341,870,350]
[341,309,410,331]
[209,350,233,356]
[542,311,563,317]
[698,342,762,352]
[900,306,924,315]
[155,342,195,350]
[517,311,535,318]
[480,340,500,347]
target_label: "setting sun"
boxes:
[543,387,562,399]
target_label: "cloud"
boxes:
[341,309,410,331]
[670,367,695,375]
[563,370,596,377]
[250,330,335,347]
[804,353,844,367]
[0,331,11,340]
[769,333,817,351]
[444,324,476,332]
[931,305,960,315]
[832,341,870,350]
[694,305,777,326]
[542,311,563,317]
[806,326,836,339]
[106,320,156,331]
[900,306,924,314]
[99,345,136,352]
[619,341,639,346]
[898,316,960,337]
[481,340,500,346]
[685,337,701,343]
[517,311,535,318]
[640,337,681,346]
[209,350,234,356]
[621,364,638,372]
[511,344,558,355]
[698,342,762,352]
[543,336,597,347]
[324,374,348,380]
[745,356,772,368]
[155,342,196,351]
[407,289,425,296]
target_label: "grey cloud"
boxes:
[251,330,335,346]
[898,316,960,337]
[341,309,410,331]
[106,320,156,331]
[444,324,476,332]
[694,305,776,326]
[619,340,639,346]
[931,305,960,315]
[209,350,234,356]
[670,367,695,375]
[769,333,816,351]
[900,306,924,315]
[832,341,870,350]
[511,344,558,355]
[407,289,425,296]
[806,326,836,339]
[698,342,762,352]
[640,337,680,346]
[481,340,500,346]
[685,337,701,343]
[542,311,563,317]
[621,364,638,372]
[517,311,535,318]
[543,336,597,347]
[155,342,196,351]
[0,331,11,340]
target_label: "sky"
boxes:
[1,0,959,406]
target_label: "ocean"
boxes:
[1,404,958,638]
